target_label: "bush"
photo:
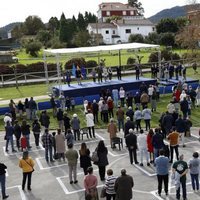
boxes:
[86,60,97,68]
[159,32,175,47]
[127,57,136,65]
[0,65,13,74]
[25,40,42,57]
[148,50,181,63]
[64,58,86,70]
[128,34,144,43]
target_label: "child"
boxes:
[20,135,27,152]
[65,129,74,146]
[52,132,57,159]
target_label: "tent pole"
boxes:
[158,50,161,79]
[44,53,49,84]
[118,50,121,67]
[56,53,61,95]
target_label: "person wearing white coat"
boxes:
[86,110,95,138]
[137,129,150,166]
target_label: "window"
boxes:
[125,29,131,34]
[123,11,126,15]
[137,27,140,30]
[106,11,110,16]
[106,30,109,34]
[130,11,134,15]
[113,30,115,34]
[152,27,155,31]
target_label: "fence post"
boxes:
[24,73,27,83]
[1,75,4,86]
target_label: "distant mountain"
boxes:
[0,22,22,39]
[149,5,187,24]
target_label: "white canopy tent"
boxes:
[43,42,160,92]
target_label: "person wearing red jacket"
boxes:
[147,129,154,163]
[107,97,114,118]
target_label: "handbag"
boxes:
[4,135,7,140]
[91,149,99,163]
[100,186,106,198]
[24,159,34,172]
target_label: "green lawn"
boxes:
[0,94,199,131]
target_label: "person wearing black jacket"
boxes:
[92,100,99,123]
[14,120,21,150]
[0,162,9,199]
[56,108,64,132]
[125,129,138,165]
[32,119,41,147]
[124,117,135,138]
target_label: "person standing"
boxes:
[39,110,50,130]
[134,107,142,132]
[32,119,41,147]
[59,92,65,110]
[50,96,57,117]
[108,67,113,82]
[126,106,134,122]
[56,108,64,132]
[138,129,150,166]
[9,99,16,120]
[135,65,140,80]
[107,97,114,118]
[5,121,17,153]
[29,97,37,120]
[112,88,119,107]
[124,117,135,138]
[175,114,186,147]
[172,154,188,200]
[86,110,95,138]
[55,129,66,161]
[65,143,78,184]
[79,142,92,175]
[147,129,154,163]
[0,162,9,199]
[188,152,200,192]
[96,140,109,181]
[71,114,80,141]
[104,169,117,200]
[75,66,82,85]
[167,127,179,163]
[13,120,21,151]
[155,149,169,197]
[152,128,164,160]
[116,105,124,132]
[125,129,138,164]
[114,169,134,200]
[92,100,99,123]
[142,106,152,131]
[107,118,118,148]
[119,87,125,107]
[19,151,34,191]
[41,129,54,162]
[84,166,98,200]
[116,66,122,80]
[63,112,71,133]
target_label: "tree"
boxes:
[36,30,52,47]
[156,18,179,34]
[77,13,86,30]
[48,17,59,36]
[145,32,160,44]
[73,31,91,47]
[23,16,45,35]
[176,6,200,49]
[128,0,144,15]
[159,32,175,47]
[11,24,24,39]
[25,39,42,57]
[129,34,144,43]
[59,13,68,43]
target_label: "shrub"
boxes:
[64,58,86,70]
[129,34,144,43]
[127,57,136,65]
[25,40,42,57]
[86,60,97,68]
[0,64,13,74]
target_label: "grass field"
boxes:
[0,93,199,131]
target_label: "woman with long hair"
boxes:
[79,143,92,175]
[96,140,109,181]
[19,151,34,191]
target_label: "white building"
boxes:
[87,2,155,45]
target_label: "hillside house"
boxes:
[87,2,155,44]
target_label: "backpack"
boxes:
[91,149,99,163]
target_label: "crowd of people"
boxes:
[1,79,200,200]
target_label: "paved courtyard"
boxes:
[0,127,200,200]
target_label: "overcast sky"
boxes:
[0,0,191,27]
